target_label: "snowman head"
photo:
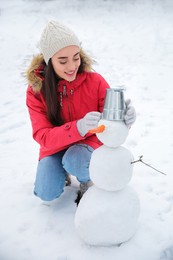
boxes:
[90,119,129,148]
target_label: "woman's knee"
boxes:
[62,144,94,182]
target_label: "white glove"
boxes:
[77,112,101,136]
[124,99,136,127]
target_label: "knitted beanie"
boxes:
[39,21,80,64]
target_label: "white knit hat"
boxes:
[39,21,80,64]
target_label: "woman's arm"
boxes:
[26,87,84,151]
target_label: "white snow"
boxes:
[89,145,134,191]
[75,186,140,246]
[0,0,173,259]
[96,120,129,147]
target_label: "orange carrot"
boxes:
[88,125,105,133]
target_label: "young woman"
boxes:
[26,21,136,204]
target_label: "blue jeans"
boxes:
[34,144,94,201]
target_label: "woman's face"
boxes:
[51,45,81,82]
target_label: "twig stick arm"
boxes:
[131,155,167,176]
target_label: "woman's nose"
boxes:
[66,61,76,71]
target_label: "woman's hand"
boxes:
[124,99,136,127]
[77,112,101,136]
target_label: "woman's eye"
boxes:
[59,61,67,65]
[74,58,80,61]
[59,57,80,64]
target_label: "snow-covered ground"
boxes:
[0,0,173,259]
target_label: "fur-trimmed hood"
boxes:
[25,49,94,93]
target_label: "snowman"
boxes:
[74,88,140,246]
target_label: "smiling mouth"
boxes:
[65,70,76,76]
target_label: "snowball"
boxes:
[89,145,134,191]
[75,186,140,246]
[96,119,129,147]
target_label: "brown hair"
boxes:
[41,61,63,126]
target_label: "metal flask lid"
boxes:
[102,87,126,121]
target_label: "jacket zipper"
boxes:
[63,85,67,96]
[63,85,73,121]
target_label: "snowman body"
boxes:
[90,145,133,191]
[75,120,140,246]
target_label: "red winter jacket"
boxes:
[26,57,110,160]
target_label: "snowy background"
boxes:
[0,0,173,259]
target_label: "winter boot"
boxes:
[65,174,71,186]
[75,180,93,206]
